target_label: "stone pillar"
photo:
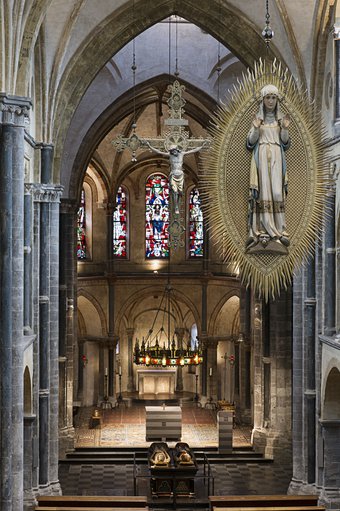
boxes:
[305,256,316,484]
[59,200,77,456]
[175,328,185,392]
[0,94,31,511]
[205,339,218,401]
[238,286,252,423]
[24,189,33,331]
[28,181,63,492]
[253,291,292,459]
[319,420,340,510]
[108,275,118,399]
[289,266,307,494]
[324,185,336,335]
[201,280,208,397]
[126,328,135,392]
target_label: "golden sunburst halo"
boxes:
[200,59,330,301]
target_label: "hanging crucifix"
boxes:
[112,80,211,248]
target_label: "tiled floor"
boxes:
[73,403,252,448]
[60,403,293,506]
[59,460,292,499]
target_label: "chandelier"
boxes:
[133,284,203,367]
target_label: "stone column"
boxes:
[175,328,185,392]
[289,266,306,494]
[238,286,252,422]
[324,184,336,335]
[59,199,77,456]
[28,181,63,492]
[319,420,340,510]
[108,275,118,399]
[201,279,208,397]
[0,94,31,511]
[253,291,292,459]
[24,189,33,331]
[126,328,135,392]
[305,256,316,484]
[108,337,119,399]
[205,339,218,401]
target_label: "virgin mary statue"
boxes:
[246,84,291,252]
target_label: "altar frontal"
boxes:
[202,59,328,300]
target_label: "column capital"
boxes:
[126,328,135,337]
[203,337,219,349]
[0,94,32,126]
[25,183,64,203]
[107,335,119,349]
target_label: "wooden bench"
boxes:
[36,496,148,509]
[209,495,322,509]
[212,507,324,511]
[35,508,147,511]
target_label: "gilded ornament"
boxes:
[201,59,329,300]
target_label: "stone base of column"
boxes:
[288,480,318,496]
[24,490,37,511]
[58,426,75,459]
[34,480,62,498]
[127,377,135,392]
[252,427,292,461]
[319,488,340,510]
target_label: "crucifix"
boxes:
[112,80,211,248]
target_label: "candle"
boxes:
[209,367,212,377]
[119,365,122,376]
[105,367,108,376]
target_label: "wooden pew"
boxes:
[36,496,148,509]
[36,508,147,511]
[211,507,324,511]
[209,495,322,509]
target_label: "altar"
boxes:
[137,369,176,395]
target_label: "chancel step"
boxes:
[61,447,269,464]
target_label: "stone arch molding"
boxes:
[208,289,240,335]
[49,0,285,182]
[77,288,108,337]
[115,285,200,335]
[321,359,340,420]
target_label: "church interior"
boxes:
[1,1,340,510]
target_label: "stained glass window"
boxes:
[113,186,127,258]
[145,174,170,258]
[189,188,204,257]
[77,188,86,259]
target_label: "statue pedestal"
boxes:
[218,410,233,453]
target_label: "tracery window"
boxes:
[77,188,86,259]
[145,174,170,258]
[188,188,204,257]
[113,186,128,258]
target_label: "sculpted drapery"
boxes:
[246,84,291,252]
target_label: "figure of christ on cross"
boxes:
[145,141,208,214]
